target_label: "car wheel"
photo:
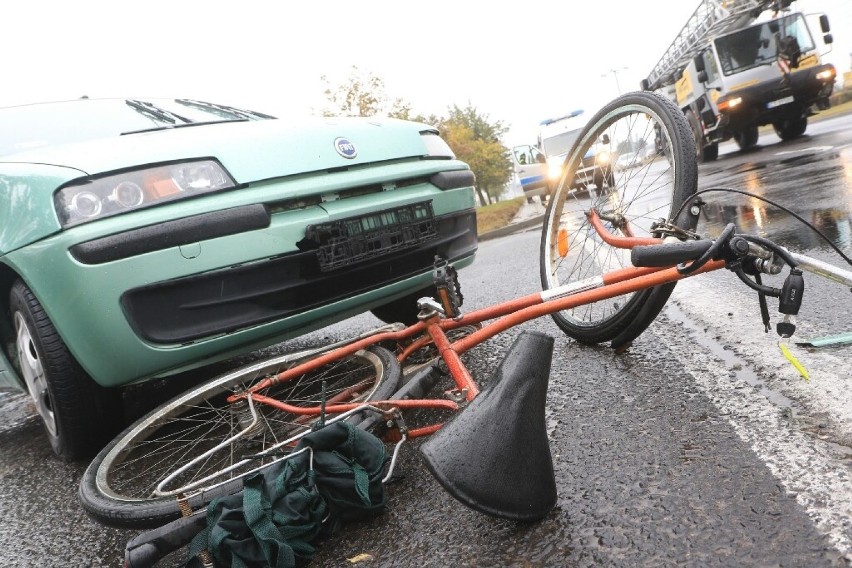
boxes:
[9,280,122,461]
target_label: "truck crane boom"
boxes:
[644,0,788,91]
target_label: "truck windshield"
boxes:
[541,129,582,157]
[714,13,815,76]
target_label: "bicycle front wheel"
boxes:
[79,346,400,529]
[540,91,697,346]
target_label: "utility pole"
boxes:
[602,67,629,95]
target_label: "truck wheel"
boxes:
[733,125,759,150]
[686,111,717,162]
[773,115,807,141]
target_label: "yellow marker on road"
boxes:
[779,341,810,381]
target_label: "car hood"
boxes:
[0,116,434,183]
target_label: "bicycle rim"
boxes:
[83,346,399,527]
[540,91,696,344]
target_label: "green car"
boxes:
[0,98,477,459]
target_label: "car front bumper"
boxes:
[6,178,476,388]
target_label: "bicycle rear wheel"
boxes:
[540,91,697,345]
[79,346,400,529]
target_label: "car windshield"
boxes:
[714,13,815,76]
[0,98,276,157]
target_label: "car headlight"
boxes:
[596,150,612,166]
[421,131,455,159]
[54,160,236,227]
[547,157,563,181]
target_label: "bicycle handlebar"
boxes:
[631,239,715,267]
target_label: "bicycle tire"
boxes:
[79,345,401,529]
[540,91,698,345]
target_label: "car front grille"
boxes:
[120,210,476,344]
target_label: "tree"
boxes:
[440,104,513,205]
[320,66,412,118]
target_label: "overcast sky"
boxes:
[3,0,850,147]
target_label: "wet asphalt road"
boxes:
[1,114,851,567]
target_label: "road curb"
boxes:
[479,215,545,241]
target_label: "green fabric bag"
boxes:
[299,418,389,524]
[186,421,388,568]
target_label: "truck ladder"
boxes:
[645,0,780,91]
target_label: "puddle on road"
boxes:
[665,300,852,464]
[664,302,796,410]
[696,144,852,252]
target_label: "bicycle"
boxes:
[77,91,852,562]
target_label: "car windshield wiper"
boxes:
[120,118,250,136]
[176,98,276,120]
[125,99,194,126]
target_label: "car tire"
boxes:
[9,280,122,461]
[370,285,434,325]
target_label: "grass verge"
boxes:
[476,196,526,235]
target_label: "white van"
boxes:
[511,109,614,202]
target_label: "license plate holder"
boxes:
[766,95,795,109]
[305,201,438,272]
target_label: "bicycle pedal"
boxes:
[444,388,468,404]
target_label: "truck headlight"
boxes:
[596,150,612,166]
[55,159,236,227]
[815,68,835,82]
[718,96,743,112]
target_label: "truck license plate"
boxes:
[767,96,794,109]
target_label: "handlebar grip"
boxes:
[124,512,207,568]
[631,239,714,267]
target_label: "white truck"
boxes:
[511,109,614,203]
[641,0,837,161]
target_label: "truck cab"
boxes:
[674,10,835,161]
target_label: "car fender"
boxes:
[0,162,86,253]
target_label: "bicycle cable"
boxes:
[672,187,852,267]
[677,222,735,275]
